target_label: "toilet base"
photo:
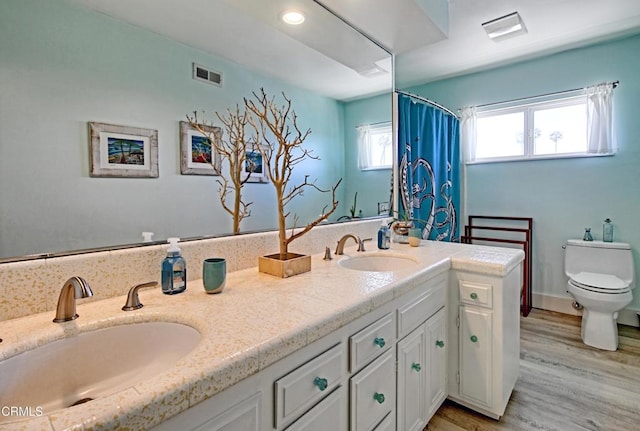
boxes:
[581,309,619,351]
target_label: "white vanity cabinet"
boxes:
[396,304,447,431]
[152,390,264,431]
[285,386,347,431]
[447,268,521,419]
[150,257,522,431]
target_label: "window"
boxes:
[357,123,392,170]
[462,83,616,163]
[476,96,587,161]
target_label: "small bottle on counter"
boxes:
[583,228,593,242]
[603,218,614,242]
[377,221,390,249]
[161,237,187,295]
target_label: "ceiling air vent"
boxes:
[193,63,222,87]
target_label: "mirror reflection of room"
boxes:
[0,0,392,260]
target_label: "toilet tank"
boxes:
[564,240,635,289]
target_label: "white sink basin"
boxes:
[0,321,200,420]
[339,252,419,272]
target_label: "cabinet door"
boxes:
[350,350,395,431]
[192,392,262,431]
[285,386,347,431]
[374,413,394,431]
[396,324,427,431]
[426,307,447,417]
[459,306,493,407]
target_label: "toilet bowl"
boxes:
[567,279,632,351]
[564,240,635,351]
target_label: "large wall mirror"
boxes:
[0,0,393,261]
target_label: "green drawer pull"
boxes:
[412,363,421,372]
[470,292,478,300]
[373,337,386,348]
[373,392,386,404]
[436,340,445,348]
[313,377,328,391]
[470,335,478,343]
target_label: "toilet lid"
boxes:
[571,272,629,291]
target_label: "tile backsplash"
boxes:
[0,219,385,322]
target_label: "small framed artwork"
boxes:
[243,145,268,183]
[378,201,390,215]
[179,121,222,176]
[89,122,159,178]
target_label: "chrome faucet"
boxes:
[335,234,365,255]
[53,276,94,323]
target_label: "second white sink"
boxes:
[0,321,201,421]
[339,252,419,272]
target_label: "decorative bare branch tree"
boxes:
[187,106,256,234]
[245,88,342,260]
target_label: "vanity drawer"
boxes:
[349,349,395,431]
[459,280,493,308]
[349,313,394,372]
[397,275,446,339]
[274,343,345,428]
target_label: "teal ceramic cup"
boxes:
[203,258,226,294]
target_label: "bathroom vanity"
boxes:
[0,240,522,431]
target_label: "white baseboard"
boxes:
[532,293,639,327]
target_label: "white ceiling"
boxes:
[69,0,640,101]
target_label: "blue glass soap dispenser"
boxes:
[162,237,187,295]
[377,221,390,249]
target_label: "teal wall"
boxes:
[401,34,640,311]
[342,93,393,218]
[0,0,346,257]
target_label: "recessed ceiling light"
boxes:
[482,12,527,41]
[281,10,305,25]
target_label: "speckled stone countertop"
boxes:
[0,240,523,431]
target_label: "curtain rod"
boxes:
[467,80,619,111]
[355,120,391,129]
[394,89,458,118]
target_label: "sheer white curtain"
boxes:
[459,107,477,163]
[586,83,616,154]
[357,125,373,169]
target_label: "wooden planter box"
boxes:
[258,253,311,278]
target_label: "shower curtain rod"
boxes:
[394,89,458,118]
[466,80,620,111]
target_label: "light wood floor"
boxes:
[427,308,640,431]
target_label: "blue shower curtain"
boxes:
[397,93,460,242]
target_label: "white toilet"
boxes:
[564,239,635,351]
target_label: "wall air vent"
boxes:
[193,63,222,87]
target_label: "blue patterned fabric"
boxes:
[397,94,460,242]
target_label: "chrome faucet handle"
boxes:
[122,281,158,311]
[53,276,94,323]
[358,238,372,252]
[323,246,333,261]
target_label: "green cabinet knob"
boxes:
[313,377,328,391]
[412,362,421,372]
[435,340,445,348]
[373,337,386,348]
[470,335,478,343]
[373,392,386,404]
[470,292,478,300]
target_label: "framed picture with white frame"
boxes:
[179,121,222,176]
[89,122,159,178]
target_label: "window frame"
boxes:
[471,93,608,164]
[357,122,393,171]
